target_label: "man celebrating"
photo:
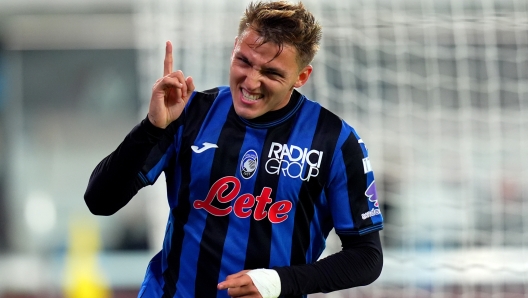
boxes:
[85,1,383,297]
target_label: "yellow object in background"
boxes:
[63,216,111,298]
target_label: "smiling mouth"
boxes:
[241,89,264,101]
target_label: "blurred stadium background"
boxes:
[0,0,526,297]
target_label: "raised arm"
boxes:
[84,41,195,215]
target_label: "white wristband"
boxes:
[246,269,281,298]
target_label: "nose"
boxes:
[244,68,262,90]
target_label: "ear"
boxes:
[293,65,313,88]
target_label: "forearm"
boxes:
[84,116,165,215]
[275,231,383,296]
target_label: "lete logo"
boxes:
[193,176,292,224]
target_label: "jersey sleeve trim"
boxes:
[138,171,150,186]
[335,223,384,236]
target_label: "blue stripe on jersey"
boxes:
[173,88,232,298]
[327,124,360,233]
[218,126,266,288]
[172,213,207,298]
[269,99,322,267]
[145,143,176,184]
[159,217,173,291]
[308,197,330,263]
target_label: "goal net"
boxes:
[134,0,528,296]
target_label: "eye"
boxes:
[237,56,251,66]
[264,70,284,79]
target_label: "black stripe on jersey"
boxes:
[341,133,371,229]
[290,108,342,266]
[244,119,294,270]
[162,89,219,297]
[195,106,247,298]
[142,119,183,173]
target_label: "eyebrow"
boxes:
[236,53,286,78]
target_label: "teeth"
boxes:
[242,89,263,101]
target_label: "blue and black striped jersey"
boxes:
[134,86,382,297]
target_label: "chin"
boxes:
[233,104,259,120]
[235,108,256,119]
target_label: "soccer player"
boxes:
[84,1,384,297]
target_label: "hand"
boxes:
[148,41,195,129]
[217,270,263,298]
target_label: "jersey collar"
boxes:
[237,90,305,129]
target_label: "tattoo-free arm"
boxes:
[274,231,383,296]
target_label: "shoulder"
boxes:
[300,94,366,155]
[184,86,232,113]
[191,86,231,100]
[174,86,234,127]
[300,95,345,124]
[299,95,352,137]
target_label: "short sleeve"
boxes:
[325,127,383,236]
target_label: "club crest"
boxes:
[240,149,258,179]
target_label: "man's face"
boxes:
[229,29,312,119]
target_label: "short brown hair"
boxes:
[238,1,322,68]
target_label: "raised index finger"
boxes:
[163,40,173,76]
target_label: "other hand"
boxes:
[217,270,263,298]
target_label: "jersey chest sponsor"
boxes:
[193,176,292,224]
[265,142,323,181]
